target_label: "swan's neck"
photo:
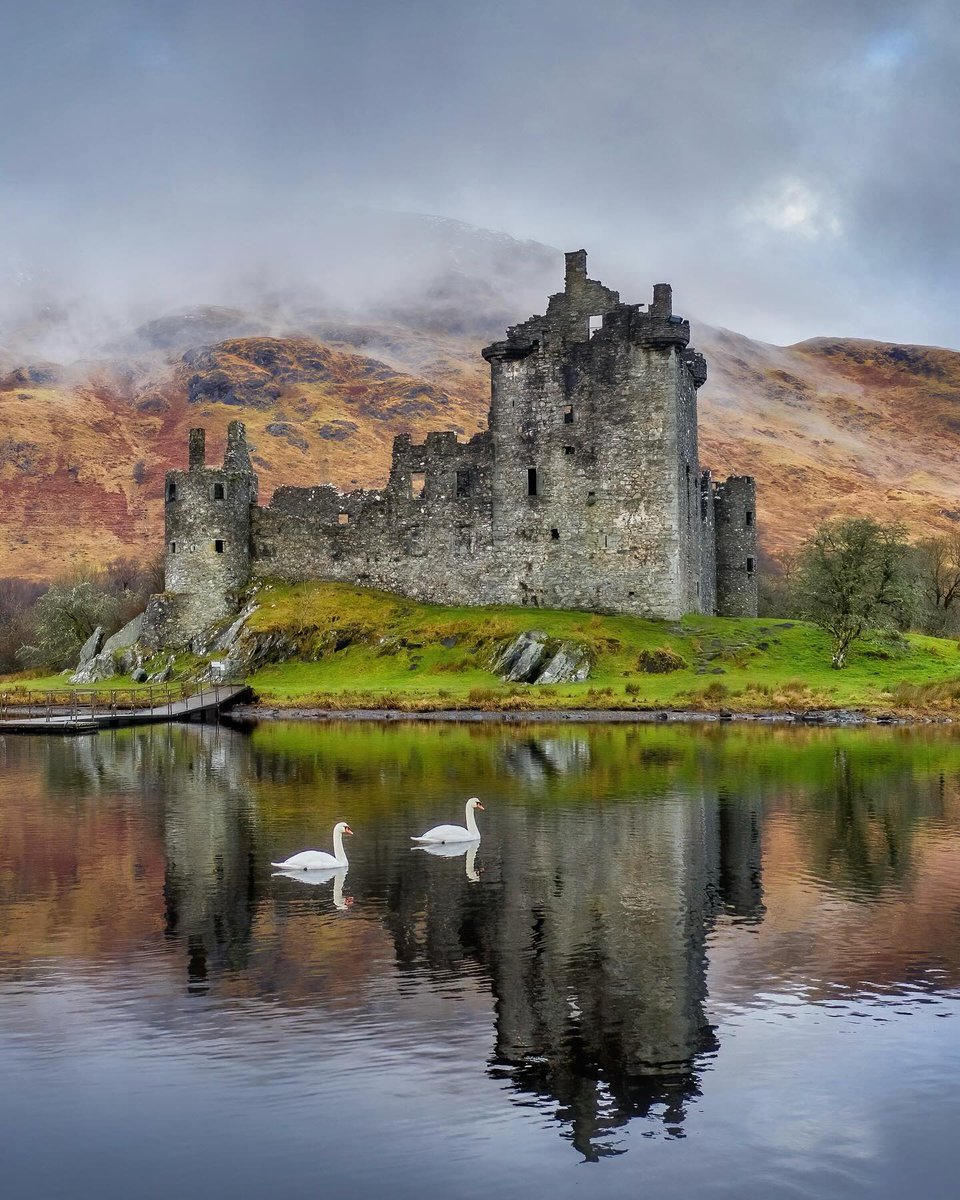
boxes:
[465,803,480,838]
[333,827,349,866]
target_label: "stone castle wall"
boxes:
[250,430,496,604]
[148,252,759,645]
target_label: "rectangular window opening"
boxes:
[746,556,755,575]
[563,445,575,456]
[588,315,603,338]
[527,467,538,497]
[745,510,754,526]
[170,541,177,554]
[214,539,225,554]
[550,528,560,541]
[166,482,177,502]
[456,469,472,498]
[563,404,574,424]
[213,482,225,500]
[411,472,426,499]
[338,512,350,525]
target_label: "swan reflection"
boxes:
[414,840,481,881]
[272,867,353,910]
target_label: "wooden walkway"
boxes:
[0,681,251,735]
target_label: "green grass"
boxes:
[7,580,960,715]
[239,581,960,715]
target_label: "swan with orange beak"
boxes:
[412,798,484,845]
[272,821,353,870]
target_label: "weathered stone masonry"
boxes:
[147,252,758,645]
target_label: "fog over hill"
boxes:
[2,215,960,582]
[0,212,560,367]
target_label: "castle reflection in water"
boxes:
[13,718,947,1161]
[382,735,763,1158]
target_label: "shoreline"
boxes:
[228,704,952,727]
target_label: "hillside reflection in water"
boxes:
[1,721,959,1197]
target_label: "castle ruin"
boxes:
[148,252,758,644]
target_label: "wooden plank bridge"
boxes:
[0,680,251,735]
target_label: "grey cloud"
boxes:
[1,0,957,355]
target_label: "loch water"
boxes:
[1,719,959,1198]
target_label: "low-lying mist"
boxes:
[0,210,561,369]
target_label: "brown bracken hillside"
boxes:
[2,321,960,579]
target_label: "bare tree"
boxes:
[0,578,44,673]
[916,533,960,613]
[757,547,798,618]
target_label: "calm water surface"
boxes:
[1,720,959,1198]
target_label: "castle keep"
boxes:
[150,252,758,643]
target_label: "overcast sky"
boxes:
[1,0,958,349]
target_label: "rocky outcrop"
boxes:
[70,613,145,684]
[71,652,119,685]
[492,631,591,685]
[77,625,104,666]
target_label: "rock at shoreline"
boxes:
[492,631,591,685]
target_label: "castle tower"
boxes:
[713,476,758,617]
[482,250,714,618]
[162,421,258,630]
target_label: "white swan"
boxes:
[271,821,353,870]
[412,797,483,845]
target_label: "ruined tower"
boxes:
[714,476,759,617]
[159,421,259,636]
[482,250,727,618]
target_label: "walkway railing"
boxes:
[0,679,248,725]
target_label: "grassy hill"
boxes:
[225,582,960,715]
[10,580,960,715]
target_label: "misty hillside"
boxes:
[2,218,960,581]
